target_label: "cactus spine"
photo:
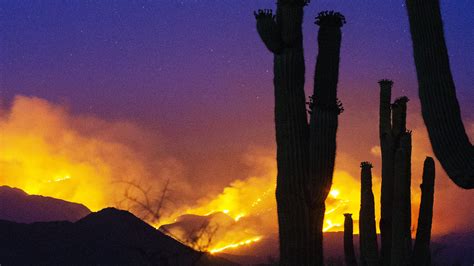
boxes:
[254,1,345,264]
[412,157,435,266]
[344,213,358,266]
[359,162,379,266]
[405,0,473,189]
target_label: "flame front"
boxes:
[209,236,262,254]
[157,166,366,253]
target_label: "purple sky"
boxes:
[1,0,473,217]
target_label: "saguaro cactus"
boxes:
[378,79,395,266]
[254,1,345,264]
[390,132,413,266]
[359,162,379,266]
[378,79,412,266]
[357,80,436,266]
[308,11,345,265]
[344,213,358,266]
[405,0,473,189]
[412,157,435,266]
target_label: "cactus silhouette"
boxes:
[378,79,411,266]
[405,0,473,189]
[391,132,413,266]
[344,213,358,266]
[378,79,396,266]
[354,81,435,266]
[254,1,345,264]
[412,157,435,266]
[359,162,379,266]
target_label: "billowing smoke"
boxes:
[0,96,186,213]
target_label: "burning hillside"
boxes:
[1,96,473,255]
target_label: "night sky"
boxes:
[1,0,473,234]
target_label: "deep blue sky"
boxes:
[1,0,473,187]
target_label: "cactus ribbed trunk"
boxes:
[391,132,413,266]
[412,157,435,266]
[271,3,313,264]
[308,12,343,194]
[359,162,379,266]
[405,0,473,189]
[344,213,358,266]
[255,2,345,265]
[379,80,394,266]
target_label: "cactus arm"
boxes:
[344,213,358,266]
[255,10,284,54]
[306,12,345,265]
[308,11,345,207]
[412,157,435,266]
[359,162,379,266]
[405,0,474,189]
[378,79,395,266]
[390,132,413,266]
[312,11,345,106]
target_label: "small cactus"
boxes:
[344,213,358,266]
[412,157,435,266]
[359,162,379,266]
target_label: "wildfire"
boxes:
[209,236,262,254]
[323,219,342,232]
[0,96,368,256]
[47,175,72,183]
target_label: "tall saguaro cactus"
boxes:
[359,162,379,266]
[254,1,345,264]
[344,213,358,266]
[405,0,473,189]
[378,79,395,266]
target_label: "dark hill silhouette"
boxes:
[0,186,90,223]
[0,207,235,265]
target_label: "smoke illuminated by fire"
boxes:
[0,96,183,211]
[1,96,473,255]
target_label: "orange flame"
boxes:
[209,236,262,254]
